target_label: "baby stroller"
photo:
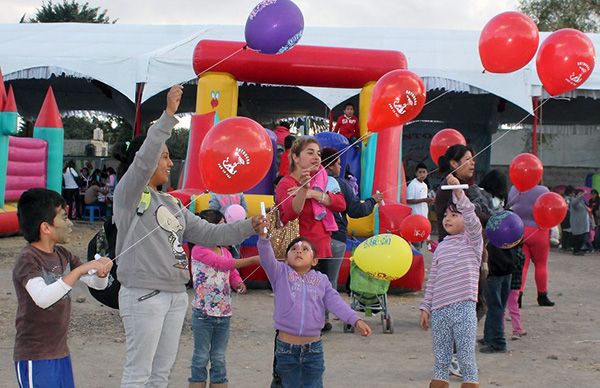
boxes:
[344,261,393,334]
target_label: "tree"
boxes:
[518,0,600,32]
[21,0,116,23]
[166,128,190,160]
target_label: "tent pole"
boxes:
[134,83,145,136]
[532,96,539,156]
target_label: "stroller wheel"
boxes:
[343,323,355,333]
[383,317,394,334]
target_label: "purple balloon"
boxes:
[245,0,304,54]
[486,211,525,249]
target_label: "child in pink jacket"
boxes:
[189,209,259,387]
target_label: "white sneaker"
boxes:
[449,355,462,377]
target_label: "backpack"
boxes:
[86,217,120,308]
[85,187,153,309]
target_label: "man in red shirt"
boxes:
[278,135,296,177]
[274,121,291,147]
[334,103,359,143]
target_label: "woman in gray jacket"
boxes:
[113,85,266,388]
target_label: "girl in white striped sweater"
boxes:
[419,174,483,388]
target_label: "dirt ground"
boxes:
[0,221,599,387]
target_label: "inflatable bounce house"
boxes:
[0,68,64,235]
[172,40,425,291]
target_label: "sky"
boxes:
[1,0,520,30]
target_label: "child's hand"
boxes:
[355,320,372,337]
[86,257,113,278]
[251,215,269,237]
[419,310,430,330]
[447,174,464,199]
[236,283,247,294]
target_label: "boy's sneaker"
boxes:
[449,355,462,377]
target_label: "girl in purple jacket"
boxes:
[258,230,371,387]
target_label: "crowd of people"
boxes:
[12,87,590,388]
[62,161,117,220]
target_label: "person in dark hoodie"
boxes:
[476,170,516,354]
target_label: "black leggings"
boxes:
[572,233,587,253]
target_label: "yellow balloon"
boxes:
[353,234,413,281]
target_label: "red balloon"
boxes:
[536,29,596,96]
[430,128,466,166]
[533,192,568,229]
[479,11,539,73]
[399,214,432,243]
[199,117,273,194]
[367,70,426,132]
[509,153,543,193]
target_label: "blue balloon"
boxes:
[486,211,524,249]
[245,0,304,54]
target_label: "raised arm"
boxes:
[113,86,181,216]
[453,192,482,247]
[257,237,285,286]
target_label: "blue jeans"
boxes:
[483,274,512,349]
[275,338,324,388]
[190,309,231,384]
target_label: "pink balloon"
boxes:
[224,204,247,223]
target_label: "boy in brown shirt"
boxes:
[13,188,112,387]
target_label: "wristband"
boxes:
[321,192,326,203]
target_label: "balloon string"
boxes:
[102,117,368,272]
[519,227,541,245]
[268,132,372,215]
[428,97,553,178]
[425,89,452,107]
[240,257,352,284]
[261,88,454,212]
[107,43,248,269]
[195,45,247,78]
[98,191,209,269]
[271,89,454,209]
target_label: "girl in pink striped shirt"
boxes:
[419,174,483,388]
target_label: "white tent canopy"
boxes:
[2,23,600,117]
